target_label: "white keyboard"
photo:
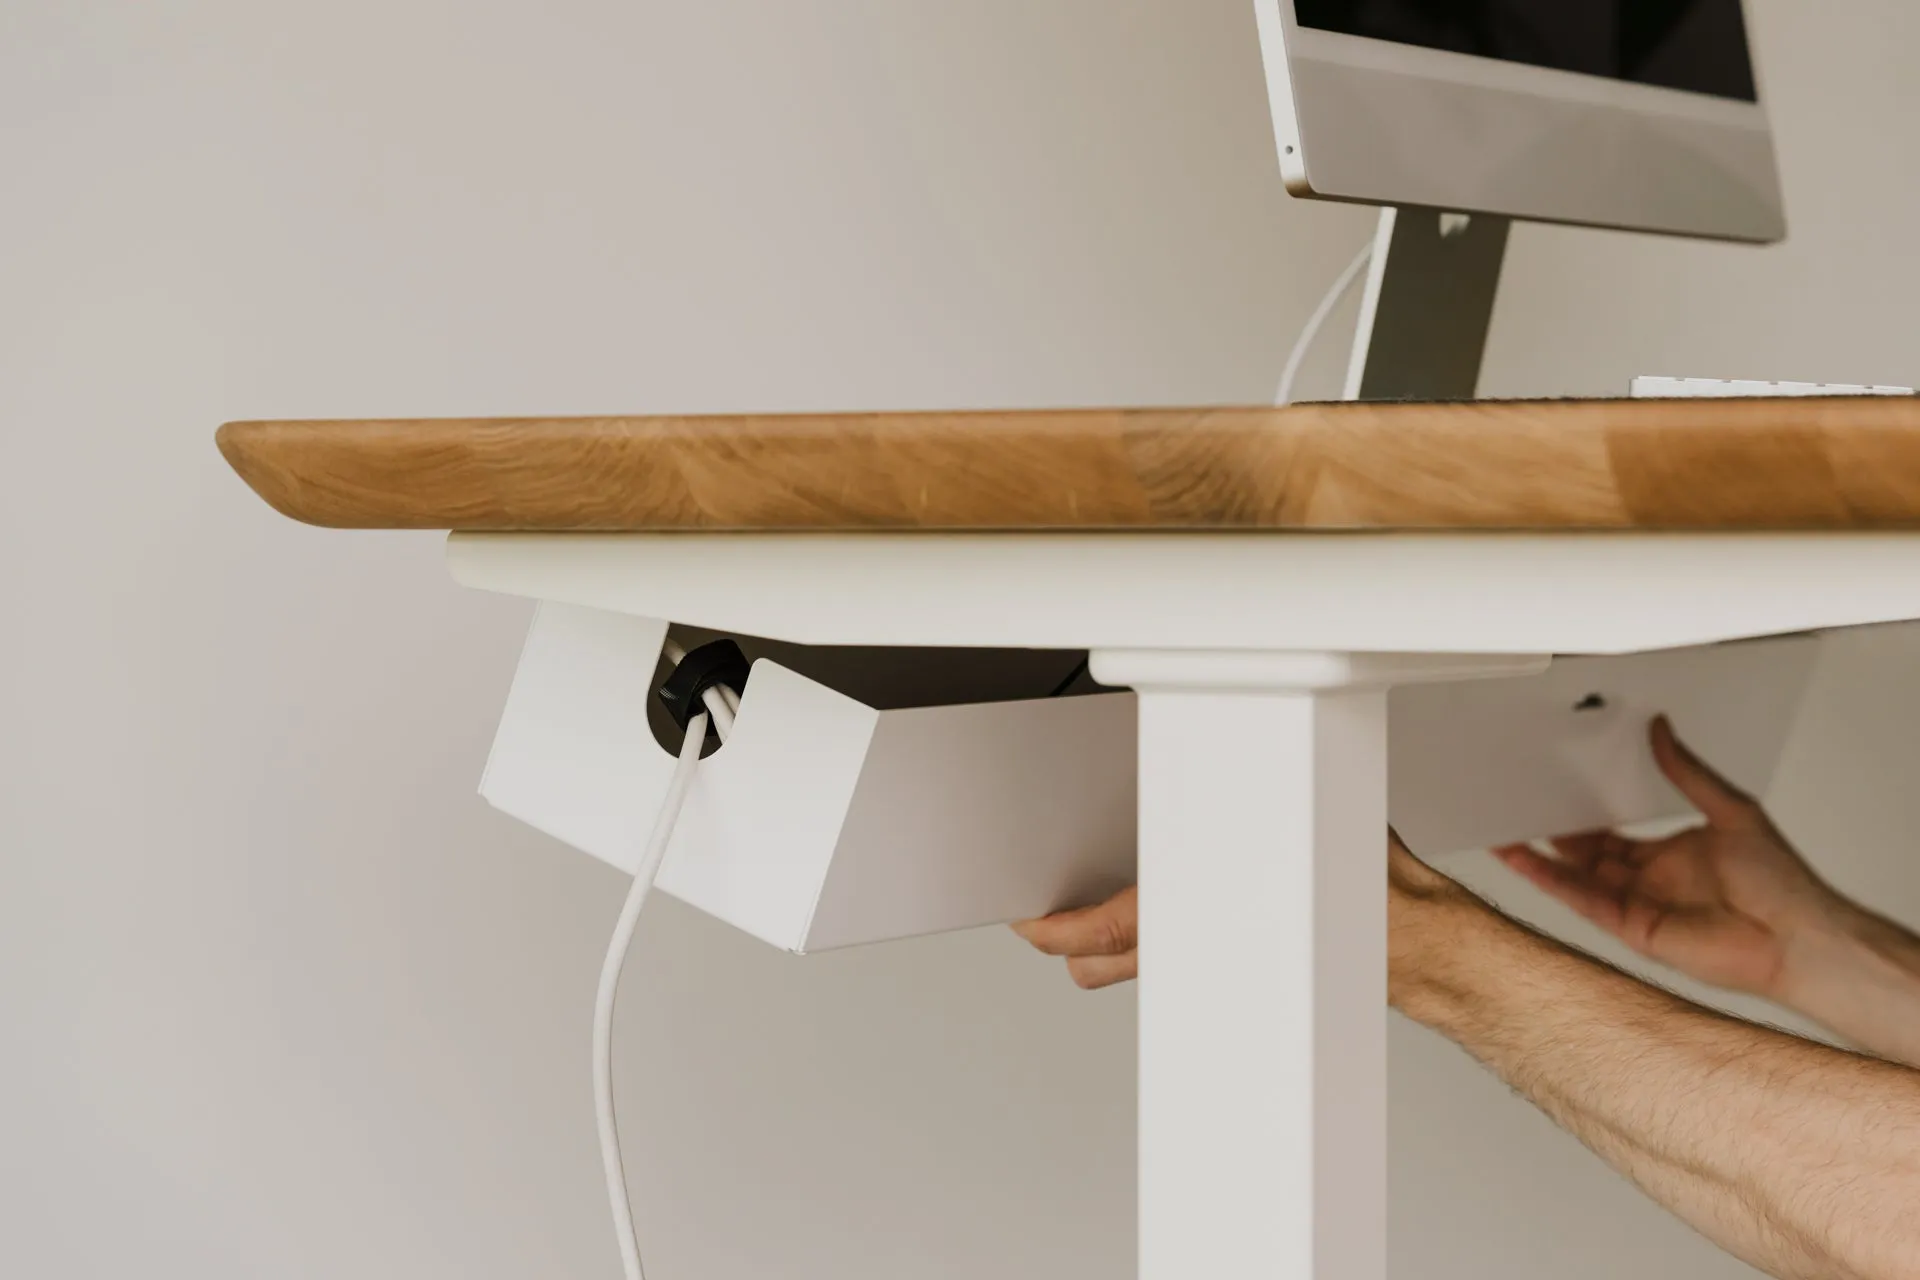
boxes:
[1632,376,1914,399]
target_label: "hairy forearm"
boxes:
[1780,901,1920,1068]
[1396,891,1920,1280]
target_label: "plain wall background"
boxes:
[4,1,1918,1276]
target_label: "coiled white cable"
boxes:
[1274,240,1374,406]
[594,639,742,1280]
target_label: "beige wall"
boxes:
[2,1,1916,1277]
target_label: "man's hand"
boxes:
[1019,835,1448,992]
[1493,715,1846,1001]
[1011,887,1138,989]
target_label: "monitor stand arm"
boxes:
[1343,207,1511,402]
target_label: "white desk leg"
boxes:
[1091,651,1540,1280]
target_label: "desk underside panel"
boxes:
[218,397,1920,533]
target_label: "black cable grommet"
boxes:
[657,639,751,736]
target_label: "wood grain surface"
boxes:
[216,397,1920,532]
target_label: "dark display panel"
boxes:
[1294,1,1759,102]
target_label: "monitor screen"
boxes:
[1293,1,1758,102]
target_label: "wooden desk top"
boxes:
[216,397,1920,533]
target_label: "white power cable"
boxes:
[594,641,742,1280]
[594,705,706,1280]
[1274,241,1374,406]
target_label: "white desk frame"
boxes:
[450,530,1920,1280]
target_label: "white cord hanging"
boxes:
[592,703,707,1280]
[1274,241,1374,406]
[593,638,744,1280]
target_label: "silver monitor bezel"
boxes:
[1254,1,1788,242]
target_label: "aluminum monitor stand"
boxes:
[1344,207,1510,403]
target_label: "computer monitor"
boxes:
[1255,1,1785,241]
[1252,2,1787,400]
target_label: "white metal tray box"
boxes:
[483,603,1818,952]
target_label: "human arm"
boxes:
[1393,838,1920,1280]
[1495,716,1920,1067]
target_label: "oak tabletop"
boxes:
[217,397,1920,533]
